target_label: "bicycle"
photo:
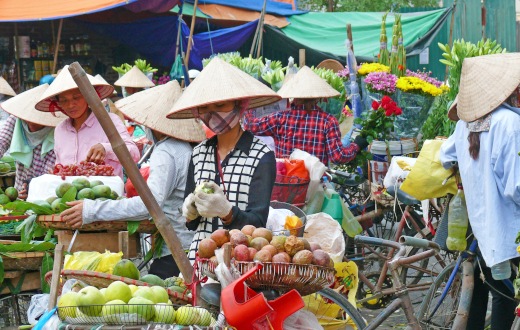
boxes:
[416,238,517,329]
[328,235,442,330]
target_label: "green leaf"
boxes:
[40,252,53,293]
[0,241,55,253]
[61,186,78,204]
[4,201,53,215]
[127,221,140,235]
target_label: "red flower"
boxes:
[398,65,404,70]
[385,108,393,116]
[371,100,380,110]
[381,95,392,107]
[394,107,403,115]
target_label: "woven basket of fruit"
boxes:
[4,251,45,271]
[233,261,335,296]
[36,215,157,233]
[198,258,218,281]
[46,270,192,305]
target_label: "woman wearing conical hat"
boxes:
[0,77,17,127]
[114,65,155,97]
[243,66,368,165]
[169,58,280,262]
[61,81,206,278]
[440,53,520,329]
[0,84,66,199]
[35,65,140,178]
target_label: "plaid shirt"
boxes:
[0,115,56,191]
[244,106,359,164]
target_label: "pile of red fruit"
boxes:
[53,161,115,179]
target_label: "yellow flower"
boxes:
[358,63,390,76]
[517,245,520,254]
[396,76,444,97]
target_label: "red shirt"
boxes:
[244,106,358,164]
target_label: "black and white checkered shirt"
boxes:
[185,131,276,261]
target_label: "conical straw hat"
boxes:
[277,66,340,99]
[114,66,155,88]
[456,53,520,122]
[1,84,66,127]
[115,81,206,142]
[0,77,16,97]
[167,57,281,119]
[35,65,114,112]
[95,74,117,95]
[447,95,458,121]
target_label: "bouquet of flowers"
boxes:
[357,63,390,76]
[355,95,403,143]
[363,71,398,95]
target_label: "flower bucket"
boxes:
[369,140,416,162]
[394,91,434,138]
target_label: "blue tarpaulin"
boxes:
[78,16,257,69]
[184,0,306,16]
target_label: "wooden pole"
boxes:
[67,63,194,282]
[346,23,354,52]
[250,0,267,57]
[52,19,63,74]
[48,244,64,310]
[255,0,268,58]
[299,48,305,67]
[446,2,457,79]
[13,23,20,93]
[184,0,199,69]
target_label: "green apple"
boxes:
[132,286,154,301]
[175,305,201,325]
[128,284,139,295]
[196,307,212,326]
[57,291,79,320]
[77,286,106,316]
[153,303,176,324]
[150,286,169,303]
[99,288,107,297]
[128,297,155,321]
[105,281,132,303]
[101,300,127,324]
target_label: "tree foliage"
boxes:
[298,0,440,12]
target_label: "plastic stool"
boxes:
[221,263,304,330]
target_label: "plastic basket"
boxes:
[270,175,309,207]
[270,201,306,237]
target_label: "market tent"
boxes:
[265,8,453,64]
[183,0,306,16]
[0,0,150,22]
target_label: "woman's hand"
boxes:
[61,200,85,229]
[18,182,28,200]
[194,182,232,221]
[86,144,106,164]
[182,193,199,221]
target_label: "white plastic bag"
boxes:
[213,247,240,288]
[27,174,124,202]
[266,207,294,233]
[283,309,323,330]
[27,294,49,324]
[383,156,417,189]
[304,213,345,262]
[289,149,327,202]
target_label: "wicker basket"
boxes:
[45,270,192,305]
[233,261,335,296]
[3,252,45,271]
[198,258,218,281]
[36,215,156,233]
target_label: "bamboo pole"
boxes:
[52,19,63,74]
[184,0,199,69]
[13,23,20,93]
[446,2,457,79]
[67,63,194,282]
[255,0,268,58]
[346,23,354,52]
[299,48,305,67]
[250,0,267,57]
[48,244,64,310]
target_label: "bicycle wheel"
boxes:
[416,261,462,329]
[303,287,366,329]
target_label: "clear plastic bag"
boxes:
[283,309,323,330]
[27,294,49,324]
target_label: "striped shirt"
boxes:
[0,115,56,191]
[243,107,359,164]
[185,131,276,261]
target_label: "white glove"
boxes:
[182,193,199,221]
[193,181,232,219]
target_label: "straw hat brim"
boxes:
[1,84,66,127]
[35,65,114,112]
[114,66,155,88]
[277,66,340,99]
[115,81,206,142]
[457,53,520,122]
[167,57,281,119]
[447,96,458,121]
[0,77,16,97]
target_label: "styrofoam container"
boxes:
[27,174,124,202]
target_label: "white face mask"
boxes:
[200,107,241,135]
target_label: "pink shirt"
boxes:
[54,112,140,177]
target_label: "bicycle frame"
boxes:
[355,235,440,330]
